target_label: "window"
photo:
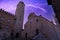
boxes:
[11,30,14,36]
[0,23,2,27]
[0,27,2,30]
[25,33,27,38]
[16,32,19,38]
[0,23,2,30]
[36,29,39,35]
[36,19,38,22]
[11,32,13,36]
[14,18,16,20]
[30,21,31,23]
[14,18,16,25]
[30,19,32,23]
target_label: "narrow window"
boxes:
[36,29,39,35]
[25,33,27,38]
[11,30,14,37]
[16,32,19,38]
[14,18,16,24]
[0,23,2,30]
[11,32,13,36]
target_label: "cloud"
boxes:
[25,4,47,12]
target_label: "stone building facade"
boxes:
[0,9,15,40]
[22,12,60,40]
[0,1,60,40]
[0,1,25,40]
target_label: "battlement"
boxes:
[0,9,15,16]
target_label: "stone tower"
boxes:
[15,1,25,32]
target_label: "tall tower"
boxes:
[15,1,25,32]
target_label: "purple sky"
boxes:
[0,0,55,28]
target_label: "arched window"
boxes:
[36,29,39,35]
[25,33,27,38]
[16,32,19,38]
[11,32,13,37]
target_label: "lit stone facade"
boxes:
[22,12,60,40]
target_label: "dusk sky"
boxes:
[0,0,55,28]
